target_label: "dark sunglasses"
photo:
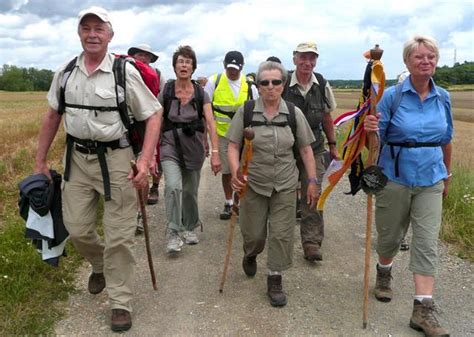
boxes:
[258,79,283,86]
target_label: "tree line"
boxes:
[0,61,472,92]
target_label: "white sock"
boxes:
[225,199,233,206]
[268,270,281,276]
[378,262,392,269]
[414,295,432,303]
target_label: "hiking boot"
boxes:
[220,203,232,220]
[147,185,159,205]
[242,256,257,277]
[182,230,199,245]
[267,275,287,307]
[166,230,184,253]
[135,212,144,236]
[111,309,132,332]
[374,264,393,302]
[410,299,450,336]
[303,244,323,261]
[88,272,105,294]
[400,237,410,251]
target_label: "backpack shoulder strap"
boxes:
[214,73,222,90]
[246,80,254,101]
[314,72,329,108]
[243,100,256,129]
[112,55,131,128]
[285,100,297,138]
[163,80,176,120]
[390,82,404,118]
[192,80,204,119]
[58,57,78,114]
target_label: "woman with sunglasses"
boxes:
[227,61,318,307]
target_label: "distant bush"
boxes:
[0,65,54,91]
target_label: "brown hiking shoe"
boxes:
[374,264,393,302]
[242,256,257,277]
[267,275,287,307]
[88,272,105,294]
[111,309,132,332]
[410,299,449,336]
[303,244,322,261]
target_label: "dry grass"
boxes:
[333,89,474,168]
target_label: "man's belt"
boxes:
[65,134,122,201]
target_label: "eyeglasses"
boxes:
[258,79,283,86]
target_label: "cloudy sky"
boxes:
[1,0,472,80]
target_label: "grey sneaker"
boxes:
[166,230,184,253]
[182,230,199,245]
[374,264,393,302]
[410,299,449,336]
[135,212,144,235]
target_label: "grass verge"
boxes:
[441,164,474,260]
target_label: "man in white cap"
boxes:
[282,42,339,262]
[127,43,165,230]
[204,51,258,220]
[34,6,162,332]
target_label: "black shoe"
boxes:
[219,204,232,220]
[400,238,410,251]
[111,309,132,332]
[88,272,105,294]
[147,186,159,205]
[242,256,257,277]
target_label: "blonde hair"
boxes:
[403,35,439,63]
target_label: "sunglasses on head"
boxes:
[258,79,283,86]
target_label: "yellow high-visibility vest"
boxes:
[212,73,249,137]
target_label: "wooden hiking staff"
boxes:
[131,160,157,291]
[219,128,255,293]
[362,45,385,329]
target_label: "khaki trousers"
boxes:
[240,186,296,271]
[298,151,327,247]
[62,146,136,311]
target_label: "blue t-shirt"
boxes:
[377,76,453,187]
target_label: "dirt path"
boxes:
[55,161,473,336]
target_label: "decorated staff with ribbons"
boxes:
[365,36,453,337]
[227,61,317,307]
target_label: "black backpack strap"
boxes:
[58,57,78,115]
[285,100,298,156]
[163,79,176,120]
[112,56,131,128]
[192,81,204,119]
[314,72,330,109]
[243,100,256,129]
[214,73,222,91]
[246,80,254,101]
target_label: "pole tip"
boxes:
[219,289,223,293]
[363,322,367,329]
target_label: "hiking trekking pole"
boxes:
[219,128,254,293]
[361,45,385,329]
[131,161,158,291]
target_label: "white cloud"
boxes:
[0,0,472,80]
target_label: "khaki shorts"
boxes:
[218,136,231,174]
[375,180,444,276]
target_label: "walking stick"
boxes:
[361,45,385,328]
[131,160,158,291]
[219,128,255,293]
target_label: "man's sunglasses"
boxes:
[258,79,283,86]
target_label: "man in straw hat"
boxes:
[282,42,339,262]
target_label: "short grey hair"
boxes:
[403,35,439,63]
[256,61,288,85]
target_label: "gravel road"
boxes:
[55,160,473,336]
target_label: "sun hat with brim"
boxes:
[294,42,319,56]
[128,44,159,63]
[78,6,112,27]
